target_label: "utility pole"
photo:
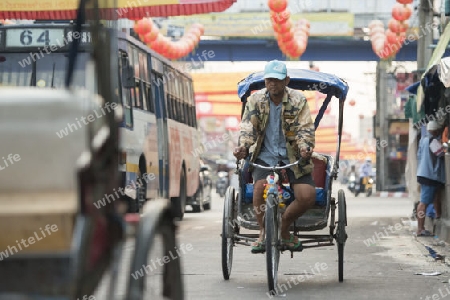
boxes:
[376,61,388,191]
[417,0,434,75]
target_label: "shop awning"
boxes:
[0,0,236,20]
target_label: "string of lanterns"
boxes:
[134,18,204,60]
[268,0,310,58]
[369,0,412,59]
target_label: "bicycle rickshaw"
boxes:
[221,68,349,295]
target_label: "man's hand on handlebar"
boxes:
[300,146,313,160]
[233,146,248,160]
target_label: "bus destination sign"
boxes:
[3,27,92,50]
[6,28,65,48]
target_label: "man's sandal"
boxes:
[281,234,303,252]
[251,241,265,254]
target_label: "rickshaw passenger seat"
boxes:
[312,154,328,206]
[243,155,329,206]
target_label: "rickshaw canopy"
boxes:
[237,69,349,102]
[237,68,349,130]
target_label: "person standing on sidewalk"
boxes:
[416,120,446,236]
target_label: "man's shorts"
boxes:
[252,159,315,187]
[420,184,438,205]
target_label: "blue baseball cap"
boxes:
[264,60,287,80]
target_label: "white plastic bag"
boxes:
[430,139,444,157]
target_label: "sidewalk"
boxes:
[374,191,409,198]
[408,218,450,268]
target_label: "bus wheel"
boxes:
[126,195,139,213]
[137,158,147,211]
[172,168,186,220]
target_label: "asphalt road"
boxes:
[96,183,450,300]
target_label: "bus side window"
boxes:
[147,84,155,113]
[185,102,191,127]
[190,85,197,128]
[118,51,133,128]
[134,79,142,109]
[183,102,188,126]
[166,95,172,119]
[140,81,148,111]
[129,82,137,108]
[177,99,183,123]
[172,98,178,121]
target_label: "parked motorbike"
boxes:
[216,171,229,197]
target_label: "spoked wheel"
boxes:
[265,194,280,295]
[222,186,237,280]
[336,189,348,282]
[126,199,183,300]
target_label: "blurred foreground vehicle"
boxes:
[0,1,183,299]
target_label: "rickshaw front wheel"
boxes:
[265,194,280,295]
[221,186,236,280]
[336,189,348,282]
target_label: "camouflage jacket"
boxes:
[238,87,315,178]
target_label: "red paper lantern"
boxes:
[284,38,297,52]
[279,30,294,42]
[369,20,384,30]
[271,10,290,24]
[386,30,398,44]
[191,23,205,35]
[388,19,408,33]
[273,21,292,34]
[392,4,412,21]
[396,0,413,4]
[140,19,154,35]
[296,19,310,29]
[268,0,288,13]
[158,36,171,55]
[382,41,400,58]
[371,38,385,53]
[143,30,159,43]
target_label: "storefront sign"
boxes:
[161,12,354,37]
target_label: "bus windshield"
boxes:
[0,52,90,89]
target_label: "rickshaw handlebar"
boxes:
[248,159,302,171]
[234,147,311,173]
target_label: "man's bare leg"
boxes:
[280,183,315,242]
[433,187,442,219]
[253,179,267,243]
[416,202,427,234]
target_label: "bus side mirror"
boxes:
[121,57,135,89]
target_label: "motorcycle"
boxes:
[354,176,373,197]
[216,171,229,197]
[347,173,356,193]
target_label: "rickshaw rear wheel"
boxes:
[336,189,348,282]
[222,186,236,280]
[265,194,280,295]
